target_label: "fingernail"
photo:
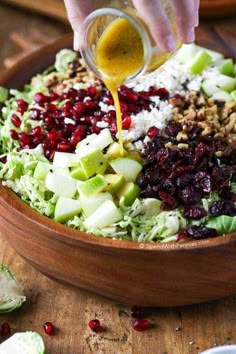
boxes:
[187,29,195,43]
[165,36,176,52]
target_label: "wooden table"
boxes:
[0,3,236,353]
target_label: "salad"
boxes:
[0,44,235,243]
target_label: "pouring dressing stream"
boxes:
[80,0,181,155]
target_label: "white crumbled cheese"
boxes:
[97,121,109,128]
[73,82,90,90]
[64,118,76,125]
[123,103,173,142]
[98,101,114,113]
[83,96,91,102]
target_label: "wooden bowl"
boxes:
[200,0,236,19]
[1,34,236,307]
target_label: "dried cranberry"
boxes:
[183,206,207,219]
[159,191,178,210]
[209,201,236,217]
[165,122,182,137]
[178,186,202,206]
[186,226,217,239]
[195,172,212,193]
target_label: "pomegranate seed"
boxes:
[46,103,57,113]
[43,322,54,335]
[122,116,132,130]
[49,92,59,101]
[30,126,42,136]
[57,141,73,152]
[88,86,97,98]
[84,100,97,111]
[67,88,78,99]
[90,126,101,134]
[131,305,143,318]
[31,108,42,120]
[88,319,103,333]
[34,92,49,106]
[120,102,127,113]
[16,99,28,114]
[0,156,7,163]
[74,125,87,138]
[156,88,169,100]
[72,102,86,117]
[10,129,19,140]
[110,123,117,134]
[48,130,62,142]
[18,132,31,145]
[127,104,139,114]
[62,101,72,113]
[133,319,150,331]
[106,98,114,105]
[0,322,10,335]
[11,113,21,127]
[147,126,159,138]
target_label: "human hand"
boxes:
[64,0,199,52]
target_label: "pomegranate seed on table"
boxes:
[133,319,150,331]
[0,322,10,335]
[88,319,104,333]
[43,321,55,335]
[131,305,144,318]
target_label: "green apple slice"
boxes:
[77,129,113,151]
[45,172,78,198]
[104,174,126,194]
[204,48,224,64]
[110,158,142,182]
[231,89,236,101]
[53,152,79,168]
[189,50,212,74]
[202,75,236,96]
[175,43,198,64]
[84,199,122,229]
[78,175,107,197]
[88,129,114,150]
[80,192,113,216]
[219,58,234,76]
[0,331,45,354]
[33,162,51,181]
[212,90,233,102]
[54,196,81,223]
[79,149,108,178]
[106,142,124,158]
[117,182,140,206]
[70,165,87,181]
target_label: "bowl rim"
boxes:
[1,33,236,253]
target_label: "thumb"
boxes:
[64,0,92,50]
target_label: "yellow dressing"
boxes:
[95,16,181,156]
[96,18,144,156]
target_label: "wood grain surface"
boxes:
[0,3,236,353]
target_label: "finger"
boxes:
[170,0,199,44]
[132,0,177,52]
[64,0,92,50]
